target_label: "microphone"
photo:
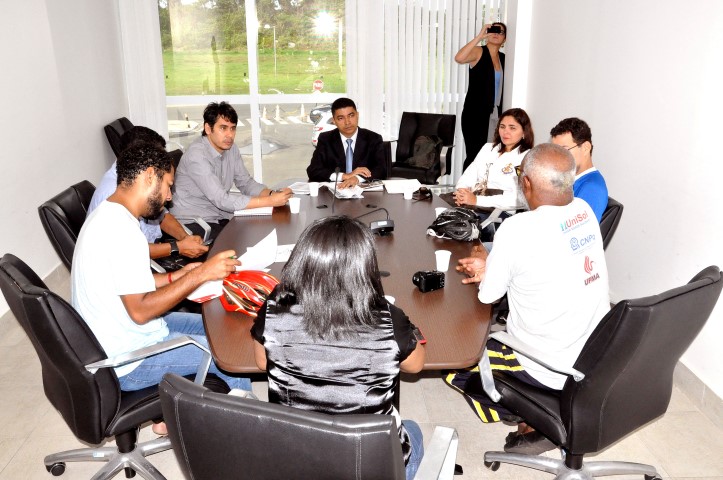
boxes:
[331,167,340,214]
[354,208,395,236]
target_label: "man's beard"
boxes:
[143,183,165,220]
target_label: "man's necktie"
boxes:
[345,138,353,174]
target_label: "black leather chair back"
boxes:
[159,373,407,480]
[600,196,623,250]
[562,266,722,454]
[392,112,456,184]
[0,254,120,445]
[104,117,135,158]
[38,180,95,270]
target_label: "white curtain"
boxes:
[347,0,507,182]
[117,0,169,139]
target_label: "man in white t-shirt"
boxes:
[448,143,610,454]
[89,126,208,262]
[72,142,251,434]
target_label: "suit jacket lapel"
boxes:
[353,129,365,167]
[333,132,346,170]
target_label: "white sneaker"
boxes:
[228,388,257,399]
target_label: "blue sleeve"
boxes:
[574,173,608,222]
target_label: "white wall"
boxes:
[0,0,127,311]
[522,1,723,397]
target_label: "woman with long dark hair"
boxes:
[252,216,426,478]
[454,108,534,213]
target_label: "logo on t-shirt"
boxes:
[584,256,600,285]
[570,234,596,252]
[560,210,589,233]
[501,163,514,175]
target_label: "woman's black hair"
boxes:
[273,216,385,339]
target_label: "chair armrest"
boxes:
[489,331,585,381]
[150,260,166,273]
[193,216,212,243]
[478,208,504,231]
[85,335,212,385]
[478,348,502,402]
[439,145,453,177]
[414,426,458,480]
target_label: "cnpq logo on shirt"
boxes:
[570,234,596,252]
[584,256,600,285]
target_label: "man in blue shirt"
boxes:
[550,118,608,222]
[89,126,208,260]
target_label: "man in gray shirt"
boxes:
[170,102,292,239]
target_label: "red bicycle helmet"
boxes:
[220,270,279,317]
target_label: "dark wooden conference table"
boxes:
[203,188,491,373]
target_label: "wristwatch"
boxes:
[169,239,179,255]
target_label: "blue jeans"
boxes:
[118,312,251,392]
[403,420,424,479]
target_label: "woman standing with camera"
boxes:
[251,216,426,479]
[456,22,507,171]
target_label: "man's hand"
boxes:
[456,245,488,284]
[478,23,492,39]
[268,188,293,207]
[454,188,476,206]
[177,235,208,258]
[345,167,372,179]
[197,250,241,282]
[339,176,360,188]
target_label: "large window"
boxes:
[159,0,345,186]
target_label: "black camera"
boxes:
[412,270,445,292]
[487,25,503,34]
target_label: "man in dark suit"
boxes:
[307,97,387,188]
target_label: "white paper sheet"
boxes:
[233,206,273,216]
[288,182,310,195]
[236,229,278,270]
[187,280,223,303]
[382,179,422,194]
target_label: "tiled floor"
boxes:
[0,273,721,479]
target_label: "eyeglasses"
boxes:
[514,165,523,177]
[565,143,581,151]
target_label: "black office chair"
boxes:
[104,117,135,158]
[38,180,95,271]
[159,373,459,480]
[600,196,623,250]
[104,117,183,168]
[390,112,456,184]
[0,253,221,479]
[478,266,722,479]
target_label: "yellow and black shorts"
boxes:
[444,338,551,423]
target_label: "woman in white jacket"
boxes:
[454,108,534,214]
